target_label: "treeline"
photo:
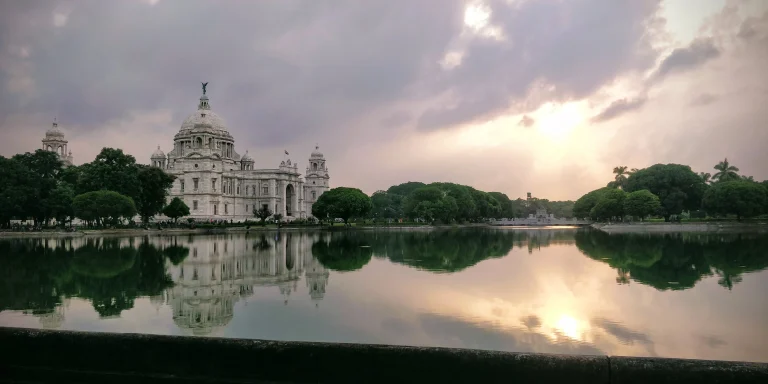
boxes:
[311,182,574,225]
[574,159,768,221]
[368,182,574,223]
[0,148,175,228]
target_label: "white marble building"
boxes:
[151,86,330,221]
[41,119,74,167]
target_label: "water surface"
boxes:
[1,228,767,362]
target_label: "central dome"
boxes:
[180,110,229,133]
[178,95,230,135]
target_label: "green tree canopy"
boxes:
[136,165,176,223]
[371,190,400,219]
[48,184,75,226]
[703,181,767,220]
[162,197,190,223]
[72,190,137,225]
[313,187,372,224]
[624,190,661,220]
[573,187,612,219]
[590,189,626,221]
[387,181,427,196]
[78,148,140,198]
[11,150,66,224]
[0,156,37,227]
[625,164,706,220]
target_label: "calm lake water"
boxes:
[1,228,767,363]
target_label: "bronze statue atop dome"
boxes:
[201,82,208,95]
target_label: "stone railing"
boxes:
[489,218,591,226]
[1,327,765,383]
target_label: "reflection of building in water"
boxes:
[306,257,330,305]
[153,233,328,336]
[32,298,71,330]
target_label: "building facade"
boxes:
[151,87,330,221]
[41,119,74,167]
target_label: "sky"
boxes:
[1,0,766,200]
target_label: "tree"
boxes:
[311,197,330,223]
[699,172,712,184]
[613,166,629,189]
[136,165,176,224]
[387,181,427,197]
[625,164,706,221]
[702,181,767,220]
[162,197,190,224]
[590,189,626,221]
[48,184,75,227]
[573,187,612,219]
[371,190,399,220]
[78,148,140,199]
[273,213,283,224]
[253,205,273,226]
[624,190,661,220]
[314,187,372,225]
[488,192,512,219]
[72,190,137,226]
[0,157,36,227]
[12,150,65,225]
[712,158,740,183]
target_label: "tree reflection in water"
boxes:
[0,237,174,318]
[311,228,578,273]
[575,230,768,291]
[3,229,767,333]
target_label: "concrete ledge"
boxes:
[1,327,766,383]
[592,222,768,234]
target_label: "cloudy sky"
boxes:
[1,0,766,200]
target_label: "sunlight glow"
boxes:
[535,102,587,140]
[555,314,583,340]
[463,2,505,40]
[464,3,491,30]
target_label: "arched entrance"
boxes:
[285,184,294,217]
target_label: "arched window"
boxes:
[195,137,203,148]
[312,191,316,200]
[313,163,318,171]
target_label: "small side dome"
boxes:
[46,120,65,139]
[151,146,166,158]
[310,145,323,159]
[241,150,254,162]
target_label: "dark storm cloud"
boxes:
[591,96,648,122]
[0,0,465,146]
[1,0,665,146]
[650,38,721,83]
[416,0,662,131]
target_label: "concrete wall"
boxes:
[593,222,768,234]
[1,327,765,384]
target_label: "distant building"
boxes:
[150,85,330,221]
[41,119,74,167]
